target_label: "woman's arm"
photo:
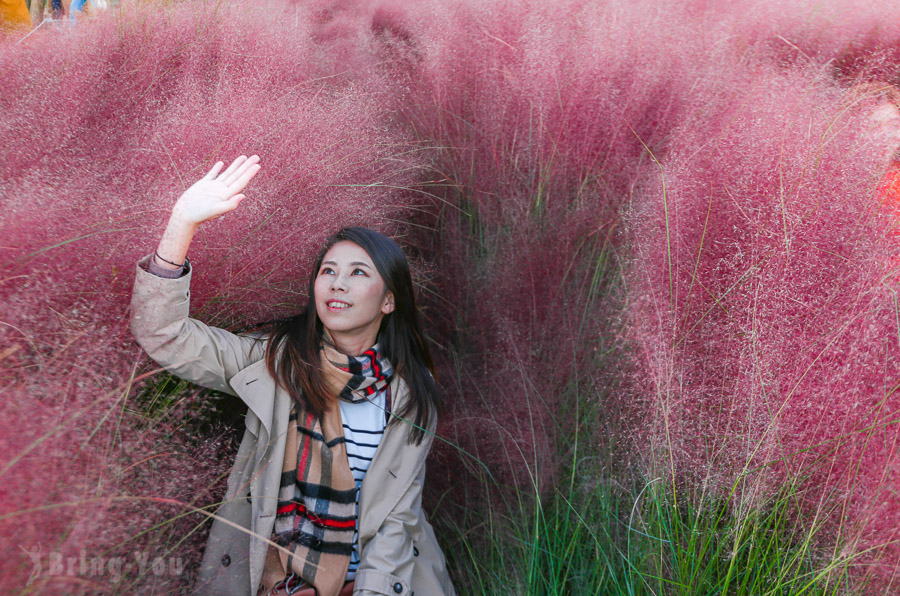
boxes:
[131,156,264,395]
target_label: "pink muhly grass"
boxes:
[353,0,900,585]
[367,0,742,500]
[704,0,900,79]
[379,0,900,585]
[5,0,900,590]
[0,1,424,590]
[624,55,900,584]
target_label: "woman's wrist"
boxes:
[154,250,185,269]
[154,215,197,270]
[166,211,201,234]
[152,251,185,270]
[147,257,186,278]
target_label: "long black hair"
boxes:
[264,227,439,444]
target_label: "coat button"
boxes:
[221,554,231,567]
[413,546,419,557]
[393,582,403,593]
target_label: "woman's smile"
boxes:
[325,299,352,310]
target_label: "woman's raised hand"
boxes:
[170,155,261,226]
[153,155,261,270]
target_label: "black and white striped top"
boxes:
[339,391,387,580]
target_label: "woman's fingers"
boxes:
[203,161,225,181]
[227,163,261,194]
[223,155,260,188]
[219,194,245,216]
[218,155,248,182]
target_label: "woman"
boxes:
[130,155,455,596]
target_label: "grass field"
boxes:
[2,0,899,592]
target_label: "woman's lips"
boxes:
[326,299,351,311]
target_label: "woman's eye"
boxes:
[352,269,366,276]
[320,267,334,275]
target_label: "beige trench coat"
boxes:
[130,257,456,596]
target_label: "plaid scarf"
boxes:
[264,341,393,596]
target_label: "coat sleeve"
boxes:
[130,255,266,396]
[353,461,427,596]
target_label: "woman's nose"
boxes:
[330,273,349,292]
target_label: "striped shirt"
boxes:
[339,391,387,580]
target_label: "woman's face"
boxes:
[314,241,394,354]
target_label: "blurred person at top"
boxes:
[29,0,66,25]
[69,0,107,21]
[0,0,30,30]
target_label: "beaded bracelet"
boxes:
[154,251,186,268]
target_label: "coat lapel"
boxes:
[357,378,431,542]
[229,362,293,592]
